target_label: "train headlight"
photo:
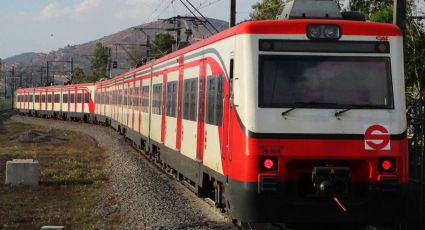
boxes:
[307,24,341,40]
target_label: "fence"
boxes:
[405,98,425,229]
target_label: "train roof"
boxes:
[107,19,401,81]
[17,19,402,91]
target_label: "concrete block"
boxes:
[5,159,39,185]
[41,226,65,230]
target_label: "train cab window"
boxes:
[183,79,198,121]
[63,94,68,103]
[152,84,162,115]
[206,75,224,126]
[48,94,52,103]
[35,95,40,103]
[77,93,82,103]
[142,86,150,113]
[70,93,75,103]
[84,93,89,103]
[258,55,394,109]
[42,95,46,103]
[166,81,178,117]
[54,94,60,103]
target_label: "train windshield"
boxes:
[259,55,393,109]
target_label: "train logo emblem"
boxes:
[364,125,390,150]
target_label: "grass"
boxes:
[0,120,107,229]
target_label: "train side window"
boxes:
[48,94,52,103]
[84,93,89,103]
[54,94,60,103]
[129,88,133,107]
[132,87,138,107]
[42,95,46,103]
[152,84,162,115]
[77,93,82,103]
[206,75,224,126]
[35,95,40,102]
[63,94,68,103]
[183,79,198,121]
[142,86,150,113]
[124,89,128,106]
[30,95,33,102]
[166,81,177,117]
[70,93,75,103]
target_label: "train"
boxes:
[14,1,408,228]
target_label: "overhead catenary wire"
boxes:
[183,0,220,33]
[177,0,215,35]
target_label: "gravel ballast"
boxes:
[11,115,236,230]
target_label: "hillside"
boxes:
[2,17,228,87]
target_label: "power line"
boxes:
[184,0,220,33]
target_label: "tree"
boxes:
[250,0,283,20]
[73,67,86,83]
[90,43,109,82]
[351,1,425,103]
[151,33,175,58]
[349,0,393,19]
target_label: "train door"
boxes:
[119,82,124,125]
[150,74,163,143]
[160,73,167,144]
[164,71,178,149]
[141,78,150,138]
[196,59,207,161]
[180,66,199,160]
[224,58,234,168]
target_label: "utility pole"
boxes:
[230,0,236,27]
[0,58,3,98]
[39,66,44,86]
[70,58,74,83]
[10,66,14,102]
[394,0,407,38]
[394,0,407,71]
[46,61,50,85]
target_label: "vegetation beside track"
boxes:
[0,119,106,229]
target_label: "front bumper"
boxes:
[225,178,407,225]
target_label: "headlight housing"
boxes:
[307,24,341,40]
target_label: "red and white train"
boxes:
[14,3,408,227]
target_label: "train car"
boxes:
[14,1,408,228]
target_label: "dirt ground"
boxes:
[0,116,106,229]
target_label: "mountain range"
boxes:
[1,17,228,89]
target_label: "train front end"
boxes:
[225,18,407,225]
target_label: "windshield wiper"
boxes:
[335,108,351,117]
[281,102,340,117]
[334,104,389,118]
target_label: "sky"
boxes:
[0,0,259,59]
